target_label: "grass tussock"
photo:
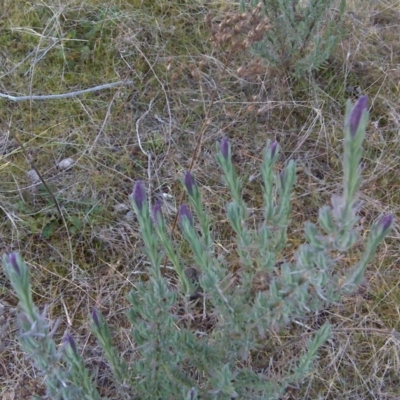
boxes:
[1,0,400,398]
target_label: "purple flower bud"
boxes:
[8,253,21,275]
[64,333,77,354]
[349,96,368,137]
[92,308,100,328]
[377,214,393,235]
[179,204,193,227]
[269,141,279,159]
[188,388,196,400]
[220,138,229,160]
[132,181,146,211]
[184,171,196,196]
[152,199,163,225]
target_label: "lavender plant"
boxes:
[3,96,393,399]
[2,253,102,400]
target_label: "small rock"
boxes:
[57,158,74,170]
[113,203,130,213]
[27,169,40,183]
[124,210,135,221]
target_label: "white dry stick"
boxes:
[119,43,172,177]
[136,97,156,208]
[88,89,120,154]
[0,81,134,102]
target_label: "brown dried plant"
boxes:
[206,4,270,53]
[205,3,270,79]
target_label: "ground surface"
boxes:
[1,0,400,399]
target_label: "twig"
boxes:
[88,89,121,154]
[0,80,134,102]
[13,134,64,220]
[136,97,156,207]
[6,121,78,278]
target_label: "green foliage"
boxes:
[241,0,346,76]
[2,98,394,399]
[14,194,104,238]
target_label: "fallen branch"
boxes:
[0,80,134,102]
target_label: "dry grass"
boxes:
[0,0,400,398]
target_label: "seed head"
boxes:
[179,204,194,227]
[377,214,393,235]
[152,200,163,225]
[132,181,146,211]
[92,308,100,328]
[64,334,77,354]
[269,141,279,159]
[184,171,196,196]
[8,253,21,275]
[349,96,368,137]
[220,137,230,160]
